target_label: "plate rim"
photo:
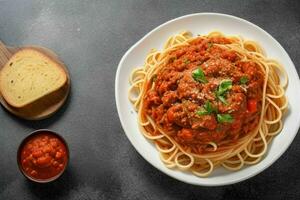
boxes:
[115,12,300,186]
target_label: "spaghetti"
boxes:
[128,31,288,177]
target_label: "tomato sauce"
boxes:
[143,36,264,154]
[19,132,68,180]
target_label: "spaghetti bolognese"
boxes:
[128,31,288,177]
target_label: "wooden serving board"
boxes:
[0,41,70,120]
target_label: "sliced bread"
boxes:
[0,48,67,108]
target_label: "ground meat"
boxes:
[167,104,190,127]
[161,91,178,106]
[191,115,217,130]
[142,36,264,151]
[177,71,200,100]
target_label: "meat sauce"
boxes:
[143,37,264,153]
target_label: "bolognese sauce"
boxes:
[143,37,264,154]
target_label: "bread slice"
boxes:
[0,48,67,108]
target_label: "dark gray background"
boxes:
[0,0,299,199]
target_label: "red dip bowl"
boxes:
[17,129,69,183]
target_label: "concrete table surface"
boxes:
[0,0,299,199]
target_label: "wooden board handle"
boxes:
[0,40,12,67]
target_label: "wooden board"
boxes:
[0,41,70,120]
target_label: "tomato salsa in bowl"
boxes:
[17,129,69,183]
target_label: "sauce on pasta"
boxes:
[143,37,264,154]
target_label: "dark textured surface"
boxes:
[0,0,299,199]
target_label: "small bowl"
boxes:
[17,129,69,183]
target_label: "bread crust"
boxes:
[0,48,67,108]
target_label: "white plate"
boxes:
[115,13,300,186]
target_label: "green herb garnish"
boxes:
[217,95,228,105]
[217,114,234,123]
[240,76,248,85]
[196,109,209,115]
[216,79,232,105]
[204,101,217,113]
[192,68,208,83]
[217,80,232,96]
[196,101,217,116]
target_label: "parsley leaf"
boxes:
[240,76,248,85]
[203,101,217,113]
[196,110,208,115]
[217,95,228,105]
[196,101,217,116]
[217,80,232,96]
[217,114,234,123]
[215,79,232,105]
[192,68,208,83]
